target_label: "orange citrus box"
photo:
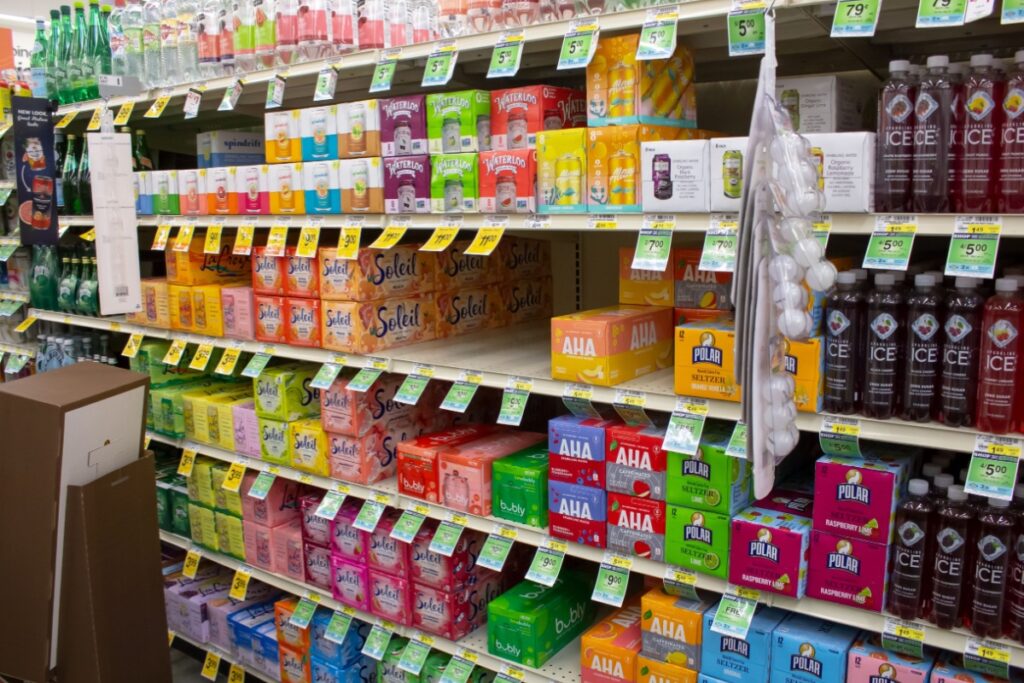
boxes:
[636,655,698,683]
[435,285,505,339]
[268,162,306,215]
[674,308,731,326]
[319,244,435,302]
[618,248,732,310]
[639,587,714,670]
[581,601,643,683]
[168,284,195,332]
[587,125,688,213]
[586,32,697,128]
[321,294,436,355]
[128,277,171,328]
[673,322,823,412]
[619,247,673,307]
[165,234,249,286]
[191,284,226,337]
[551,305,673,387]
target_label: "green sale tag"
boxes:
[324,610,354,644]
[917,0,967,26]
[525,541,566,587]
[819,416,863,457]
[864,215,917,270]
[964,435,1022,501]
[288,596,319,629]
[497,388,529,427]
[636,8,678,60]
[831,0,881,36]
[4,355,27,374]
[246,471,276,500]
[353,499,388,533]
[699,215,739,272]
[395,375,430,405]
[632,228,673,272]
[266,74,286,109]
[727,10,766,56]
[488,31,525,79]
[311,362,343,390]
[241,353,272,378]
[441,380,479,413]
[218,79,243,111]
[347,368,383,393]
[398,638,433,676]
[725,422,748,459]
[946,216,1001,279]
[361,625,393,661]
[315,491,347,520]
[439,655,476,683]
[370,60,398,93]
[428,520,465,557]
[592,554,632,607]
[422,42,457,87]
[477,527,517,572]
[711,590,758,639]
[390,509,428,544]
[314,66,338,102]
[557,19,599,70]
[662,398,709,456]
[1003,0,1024,22]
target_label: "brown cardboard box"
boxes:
[0,363,171,683]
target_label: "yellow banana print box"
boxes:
[587,125,686,213]
[673,322,823,412]
[639,587,714,670]
[551,305,673,387]
[636,655,698,683]
[587,32,697,128]
[537,128,587,214]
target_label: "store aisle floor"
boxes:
[172,649,212,682]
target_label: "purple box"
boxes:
[548,480,607,522]
[381,95,428,158]
[548,415,618,489]
[384,155,432,214]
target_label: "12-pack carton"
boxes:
[338,99,382,158]
[549,479,607,548]
[197,130,265,169]
[607,492,666,560]
[426,90,492,154]
[537,128,587,213]
[178,168,208,216]
[666,504,730,578]
[435,286,503,339]
[302,160,341,214]
[774,75,864,134]
[769,613,859,683]
[498,277,554,327]
[802,132,876,212]
[587,125,684,213]
[666,418,750,514]
[265,111,302,163]
[640,588,714,670]
[729,506,812,598]
[396,425,497,502]
[709,138,748,212]
[252,363,320,421]
[438,430,545,516]
[340,157,384,213]
[268,162,305,215]
[206,166,237,214]
[320,295,436,355]
[548,415,618,489]
[234,164,270,215]
[847,635,935,683]
[812,453,911,544]
[152,170,180,215]
[298,105,339,161]
[807,529,890,612]
[492,444,549,528]
[581,602,643,683]
[701,605,787,683]
[606,423,668,500]
[319,244,434,301]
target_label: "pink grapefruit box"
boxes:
[321,294,436,355]
[438,430,546,516]
[319,244,435,302]
[330,498,368,562]
[729,506,811,598]
[812,454,911,544]
[369,568,413,626]
[270,518,305,582]
[368,509,411,576]
[807,529,889,612]
[320,371,417,437]
[331,554,370,610]
[397,425,498,502]
[241,472,300,528]
[410,520,484,592]
[328,413,431,485]
[848,634,935,683]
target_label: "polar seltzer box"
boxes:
[769,613,859,683]
[701,604,787,683]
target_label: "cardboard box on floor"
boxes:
[0,362,171,683]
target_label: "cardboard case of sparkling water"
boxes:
[383,154,432,214]
[702,605,788,683]
[252,363,320,421]
[397,425,498,502]
[234,164,271,215]
[639,587,714,670]
[426,90,492,154]
[166,235,249,286]
[302,160,341,214]
[641,139,712,213]
[435,285,504,339]
[338,99,382,158]
[380,95,428,157]
[807,529,890,612]
[321,295,436,355]
[666,419,750,514]
[580,602,643,683]
[497,277,553,327]
[479,149,537,213]
[709,138,748,212]
[587,33,697,127]
[811,453,911,544]
[729,506,812,598]
[340,157,384,213]
[430,153,480,213]
[268,162,306,215]
[548,415,619,489]
[206,166,238,214]
[319,244,435,301]
[587,125,685,213]
[152,170,181,214]
[492,444,549,528]
[665,504,731,579]
[299,105,339,161]
[178,168,208,216]
[265,110,302,163]
[537,128,587,213]
[770,613,859,683]
[490,85,586,150]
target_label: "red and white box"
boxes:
[478,149,537,214]
[490,85,586,150]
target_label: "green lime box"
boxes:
[666,504,730,579]
[426,90,491,154]
[430,153,480,213]
[492,444,549,528]
[488,571,596,668]
[378,637,418,682]
[252,362,320,421]
[666,419,751,515]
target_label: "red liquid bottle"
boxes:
[889,478,935,619]
[970,497,1014,638]
[977,278,1024,435]
[948,62,966,213]
[875,60,916,212]
[932,484,974,628]
[940,277,985,427]
[998,50,1024,213]
[903,273,944,422]
[863,272,905,419]
[1006,483,1024,642]
[958,54,1005,213]
[824,271,865,414]
[912,55,954,213]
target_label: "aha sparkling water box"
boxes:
[587,125,683,213]
[380,95,428,157]
[640,656,699,683]
[319,244,434,302]
[548,415,619,489]
[383,154,432,214]
[549,480,607,548]
[812,453,910,544]
[299,105,339,161]
[807,529,889,612]
[338,99,382,158]
[665,505,730,578]
[701,604,787,683]
[606,423,668,500]
[430,153,480,213]
[666,418,750,514]
[580,602,643,683]
[302,159,341,214]
[607,492,666,561]
[479,149,537,213]
[320,294,436,355]
[537,128,587,213]
[639,587,714,670]
[490,85,586,150]
[426,90,491,154]
[265,110,302,163]
[340,157,384,213]
[847,634,936,683]
[435,285,504,338]
[729,507,812,599]
[770,612,859,683]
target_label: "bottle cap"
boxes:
[931,451,954,467]
[970,54,994,67]
[989,497,1011,508]
[890,60,911,72]
[995,277,1019,292]
[875,273,895,286]
[927,55,950,68]
[891,271,907,283]
[948,62,967,76]
[915,273,936,288]
[837,271,856,285]
[852,268,868,283]
[60,5,71,12]
[50,9,60,17]
[934,473,954,490]
[908,478,929,496]
[948,485,968,502]
[959,467,968,482]
[922,462,942,478]
[955,276,979,289]
[73,1,84,8]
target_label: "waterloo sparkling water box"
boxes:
[666,419,750,514]
[299,105,339,161]
[606,422,668,500]
[549,480,607,548]
[338,99,382,158]
[490,85,586,150]
[580,602,643,683]
[234,164,271,215]
[340,157,384,213]
[607,492,666,560]
[491,444,549,528]
[426,90,491,154]
[812,453,911,544]
[537,128,587,213]
[640,587,714,670]
[548,415,618,489]
[770,613,859,683]
[380,95,428,157]
[383,154,432,214]
[729,506,812,598]
[666,505,730,578]
[701,604,787,683]
[847,634,935,683]
[302,160,341,214]
[265,110,302,163]
[320,294,436,355]
[396,425,497,502]
[430,153,479,213]
[479,149,537,213]
[319,243,434,301]
[807,529,889,612]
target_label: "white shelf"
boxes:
[158,530,581,682]
[171,628,278,683]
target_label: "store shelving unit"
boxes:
[171,630,277,683]
[158,530,580,682]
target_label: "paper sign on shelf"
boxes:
[525,538,567,586]
[488,30,526,78]
[557,18,599,69]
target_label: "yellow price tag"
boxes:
[500,666,525,681]
[298,473,314,485]
[680,400,709,417]
[337,227,361,259]
[87,107,104,131]
[451,513,469,526]
[216,347,242,375]
[607,554,634,570]
[733,586,761,602]
[546,538,568,553]
[178,448,198,476]
[152,224,172,250]
[666,567,698,586]
[182,549,201,578]
[144,435,152,450]
[234,224,255,255]
[891,623,925,641]
[413,503,431,515]
[145,95,172,118]
[977,645,1011,664]
[458,650,479,664]
[498,527,519,540]
[266,225,288,256]
[200,650,221,681]
[173,223,195,252]
[964,223,1001,235]
[168,630,176,646]
[114,101,135,125]
[227,663,246,683]
[297,225,320,258]
[567,386,593,401]
[189,343,215,371]
[14,316,38,333]
[223,461,247,493]
[420,226,460,252]
[987,443,1022,457]
[591,217,618,230]
[465,227,504,256]
[55,111,78,129]
[122,333,144,358]
[229,568,252,601]
[369,226,407,249]
[204,225,223,254]
[163,338,188,365]
[80,227,96,241]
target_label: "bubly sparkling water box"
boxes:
[847,634,935,683]
[430,153,479,213]
[770,613,859,683]
[607,492,666,561]
[331,554,370,611]
[383,154,431,214]
[426,90,491,154]
[812,454,911,544]
[396,424,495,502]
[479,149,537,213]
[702,605,787,683]
[369,568,413,626]
[606,423,668,500]
[548,415,618,489]
[490,85,586,150]
[380,95,428,157]
[807,529,889,612]
[549,480,607,548]
[729,506,812,598]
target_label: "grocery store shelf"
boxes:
[170,630,277,683]
[0,341,36,358]
[158,530,581,682]
[57,213,1024,236]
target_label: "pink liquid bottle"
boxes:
[903,273,944,422]
[411,0,434,43]
[275,0,298,65]
[958,54,1005,213]
[889,478,936,620]
[1006,483,1024,642]
[217,0,234,74]
[999,50,1024,213]
[863,272,905,419]
[970,497,1014,638]
[940,277,984,427]
[438,0,467,37]
[297,0,328,60]
[875,60,916,212]
[912,55,954,213]
[502,0,541,26]
[948,62,966,213]
[976,278,1024,435]
[824,271,865,414]
[328,0,356,54]
[467,0,502,31]
[358,0,385,49]
[932,484,974,628]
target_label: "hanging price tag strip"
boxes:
[700,214,739,272]
[348,366,383,393]
[525,539,567,586]
[265,224,288,257]
[145,94,171,118]
[87,107,105,131]
[353,499,388,533]
[864,215,917,270]
[592,553,633,607]
[711,587,760,639]
[465,225,505,256]
[369,49,402,94]
[613,389,652,427]
[229,567,252,601]
[215,346,243,375]
[219,79,244,111]
[241,352,272,378]
[311,362,344,391]
[324,609,355,644]
[725,422,748,459]
[488,30,526,79]
[362,623,395,661]
[562,384,601,420]
[314,65,339,102]
[315,490,348,520]
[397,635,434,676]
[965,434,1023,500]
[636,8,679,60]
[663,566,700,601]
[233,224,255,255]
[558,18,599,69]
[222,461,247,492]
[881,618,925,658]
[173,222,196,252]
[55,111,78,129]
[370,223,408,250]
[297,223,321,258]
[266,74,287,109]
[395,365,434,405]
[832,0,882,36]
[204,223,223,255]
[113,101,135,125]
[288,595,321,629]
[964,638,1011,679]
[178,448,198,477]
[727,10,766,56]
[247,470,277,500]
[189,343,215,372]
[632,219,674,272]
[422,41,458,88]
[917,0,967,25]
[441,371,483,413]
[946,216,1001,279]
[338,224,362,259]
[182,548,202,578]
[163,338,189,366]
[497,377,533,427]
[390,507,428,543]
[662,397,709,455]
[819,416,862,457]
[477,525,518,572]
[429,517,467,557]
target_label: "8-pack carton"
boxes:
[479,149,537,213]
[426,90,492,154]
[430,153,479,213]
[490,85,586,150]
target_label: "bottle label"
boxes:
[871,313,898,340]
[967,91,995,121]
[827,310,851,336]
[888,94,913,122]
[987,320,1018,348]
[1006,89,1024,118]
[947,314,974,342]
[912,313,939,340]
[916,93,939,121]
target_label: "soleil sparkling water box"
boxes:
[426,90,491,154]
[289,417,328,476]
[380,95,428,157]
[242,473,300,528]
[253,363,320,421]
[490,85,586,150]
[257,416,290,466]
[338,99,382,158]
[285,297,321,348]
[479,149,537,214]
[319,244,435,302]
[497,277,553,328]
[410,520,485,592]
[299,105,339,161]
[580,601,643,683]
[397,425,498,502]
[666,504,730,578]
[439,430,546,516]
[498,236,551,281]
[606,422,669,500]
[548,415,618,489]
[729,506,812,598]
[300,493,333,547]
[666,419,750,514]
[305,541,333,591]
[254,294,287,343]
[701,604,787,683]
[284,246,320,298]
[369,568,413,626]
[492,444,549,528]
[807,529,890,612]
[270,519,305,582]
[770,613,859,683]
[640,587,715,670]
[847,634,935,683]
[812,453,911,544]
[383,154,432,214]
[435,285,503,339]
[434,240,500,291]
[412,581,473,640]
[368,509,410,576]
[607,492,666,560]
[331,554,370,611]
[320,294,436,355]
[331,499,368,562]
[430,153,480,213]
[320,371,415,436]
[253,247,286,295]
[265,111,302,163]
[328,412,428,485]
[549,480,607,548]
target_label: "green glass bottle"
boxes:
[45,10,61,102]
[61,134,79,216]
[83,0,103,100]
[68,2,89,102]
[134,129,153,170]
[58,256,79,312]
[94,4,112,96]
[74,136,92,215]
[29,17,49,100]
[56,6,73,104]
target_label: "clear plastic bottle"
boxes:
[912,55,954,213]
[958,54,1004,213]
[177,0,200,82]
[1007,484,1024,642]
[141,0,162,86]
[970,497,1014,638]
[933,473,954,502]
[108,0,128,77]
[386,0,410,48]
[999,50,1024,213]
[297,0,328,60]
[903,273,944,422]
[197,0,222,77]
[977,278,1024,434]
[121,0,144,79]
[275,0,298,66]
[159,0,181,85]
[933,485,974,629]
[217,0,234,74]
[438,0,468,37]
[502,0,540,28]
[254,0,278,69]
[889,479,934,620]
[233,0,255,72]
[328,0,356,54]
[410,0,434,44]
[863,272,905,419]
[466,0,501,31]
[824,271,864,414]
[358,0,384,49]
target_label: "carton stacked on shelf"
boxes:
[638,587,715,681]
[155,457,192,538]
[240,474,302,577]
[547,415,619,548]
[728,486,814,598]
[700,604,787,683]
[580,601,643,682]
[183,457,247,561]
[252,245,323,347]
[163,561,235,643]
[252,363,323,473]
[275,597,374,682]
[606,422,671,561]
